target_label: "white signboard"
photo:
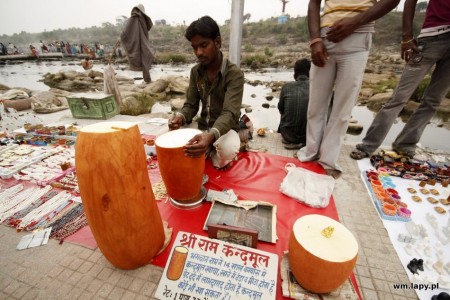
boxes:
[155,231,278,300]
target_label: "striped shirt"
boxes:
[321,0,377,32]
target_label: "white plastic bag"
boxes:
[279,163,335,208]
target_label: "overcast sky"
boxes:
[0,0,309,36]
[0,0,408,36]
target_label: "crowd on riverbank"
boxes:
[0,40,124,59]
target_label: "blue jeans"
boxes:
[359,31,450,154]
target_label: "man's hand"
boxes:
[183,132,215,158]
[401,39,418,62]
[310,42,329,67]
[326,18,359,43]
[168,114,183,130]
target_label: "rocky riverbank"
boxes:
[1,51,449,132]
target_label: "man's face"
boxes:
[190,35,221,66]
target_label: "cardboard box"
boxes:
[67,92,118,120]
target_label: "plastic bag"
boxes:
[279,163,335,208]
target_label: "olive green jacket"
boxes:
[180,54,244,140]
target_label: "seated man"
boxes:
[168,16,244,170]
[81,57,93,70]
[277,58,311,150]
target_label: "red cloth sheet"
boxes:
[65,151,361,299]
[152,152,361,300]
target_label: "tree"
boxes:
[243,13,251,23]
[416,1,428,12]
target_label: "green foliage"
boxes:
[241,54,267,67]
[244,44,255,52]
[156,53,188,64]
[370,75,450,101]
[371,78,398,94]
[264,47,274,57]
[416,1,428,12]
[278,34,288,45]
[373,11,425,46]
[411,76,431,101]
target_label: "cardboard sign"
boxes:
[155,231,278,300]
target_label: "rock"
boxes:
[151,102,172,114]
[262,103,270,108]
[251,94,256,98]
[359,88,374,101]
[115,75,134,83]
[245,107,252,113]
[0,89,29,100]
[85,70,103,79]
[367,91,393,111]
[166,76,189,94]
[143,79,169,94]
[30,91,69,113]
[1,99,32,111]
[0,83,10,91]
[266,95,274,101]
[62,70,79,80]
[347,122,363,135]
[170,98,185,110]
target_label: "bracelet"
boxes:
[309,37,323,47]
[398,207,411,218]
[383,203,397,216]
[401,38,414,44]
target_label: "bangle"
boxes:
[309,37,323,47]
[383,203,397,216]
[401,38,414,44]
[398,207,411,218]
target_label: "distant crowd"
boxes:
[0,40,124,59]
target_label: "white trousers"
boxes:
[298,29,372,171]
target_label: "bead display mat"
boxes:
[357,159,450,299]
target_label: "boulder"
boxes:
[0,89,29,100]
[1,99,32,111]
[170,98,185,110]
[30,91,69,113]
[144,79,169,94]
[166,76,189,94]
[347,122,363,135]
[367,92,393,111]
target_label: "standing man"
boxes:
[278,58,311,150]
[350,0,450,160]
[298,0,400,178]
[169,16,244,170]
[121,4,154,83]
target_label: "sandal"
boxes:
[350,148,370,160]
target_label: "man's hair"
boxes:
[185,16,221,41]
[294,59,311,78]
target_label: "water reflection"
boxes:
[1,60,449,151]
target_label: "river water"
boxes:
[1,60,449,151]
